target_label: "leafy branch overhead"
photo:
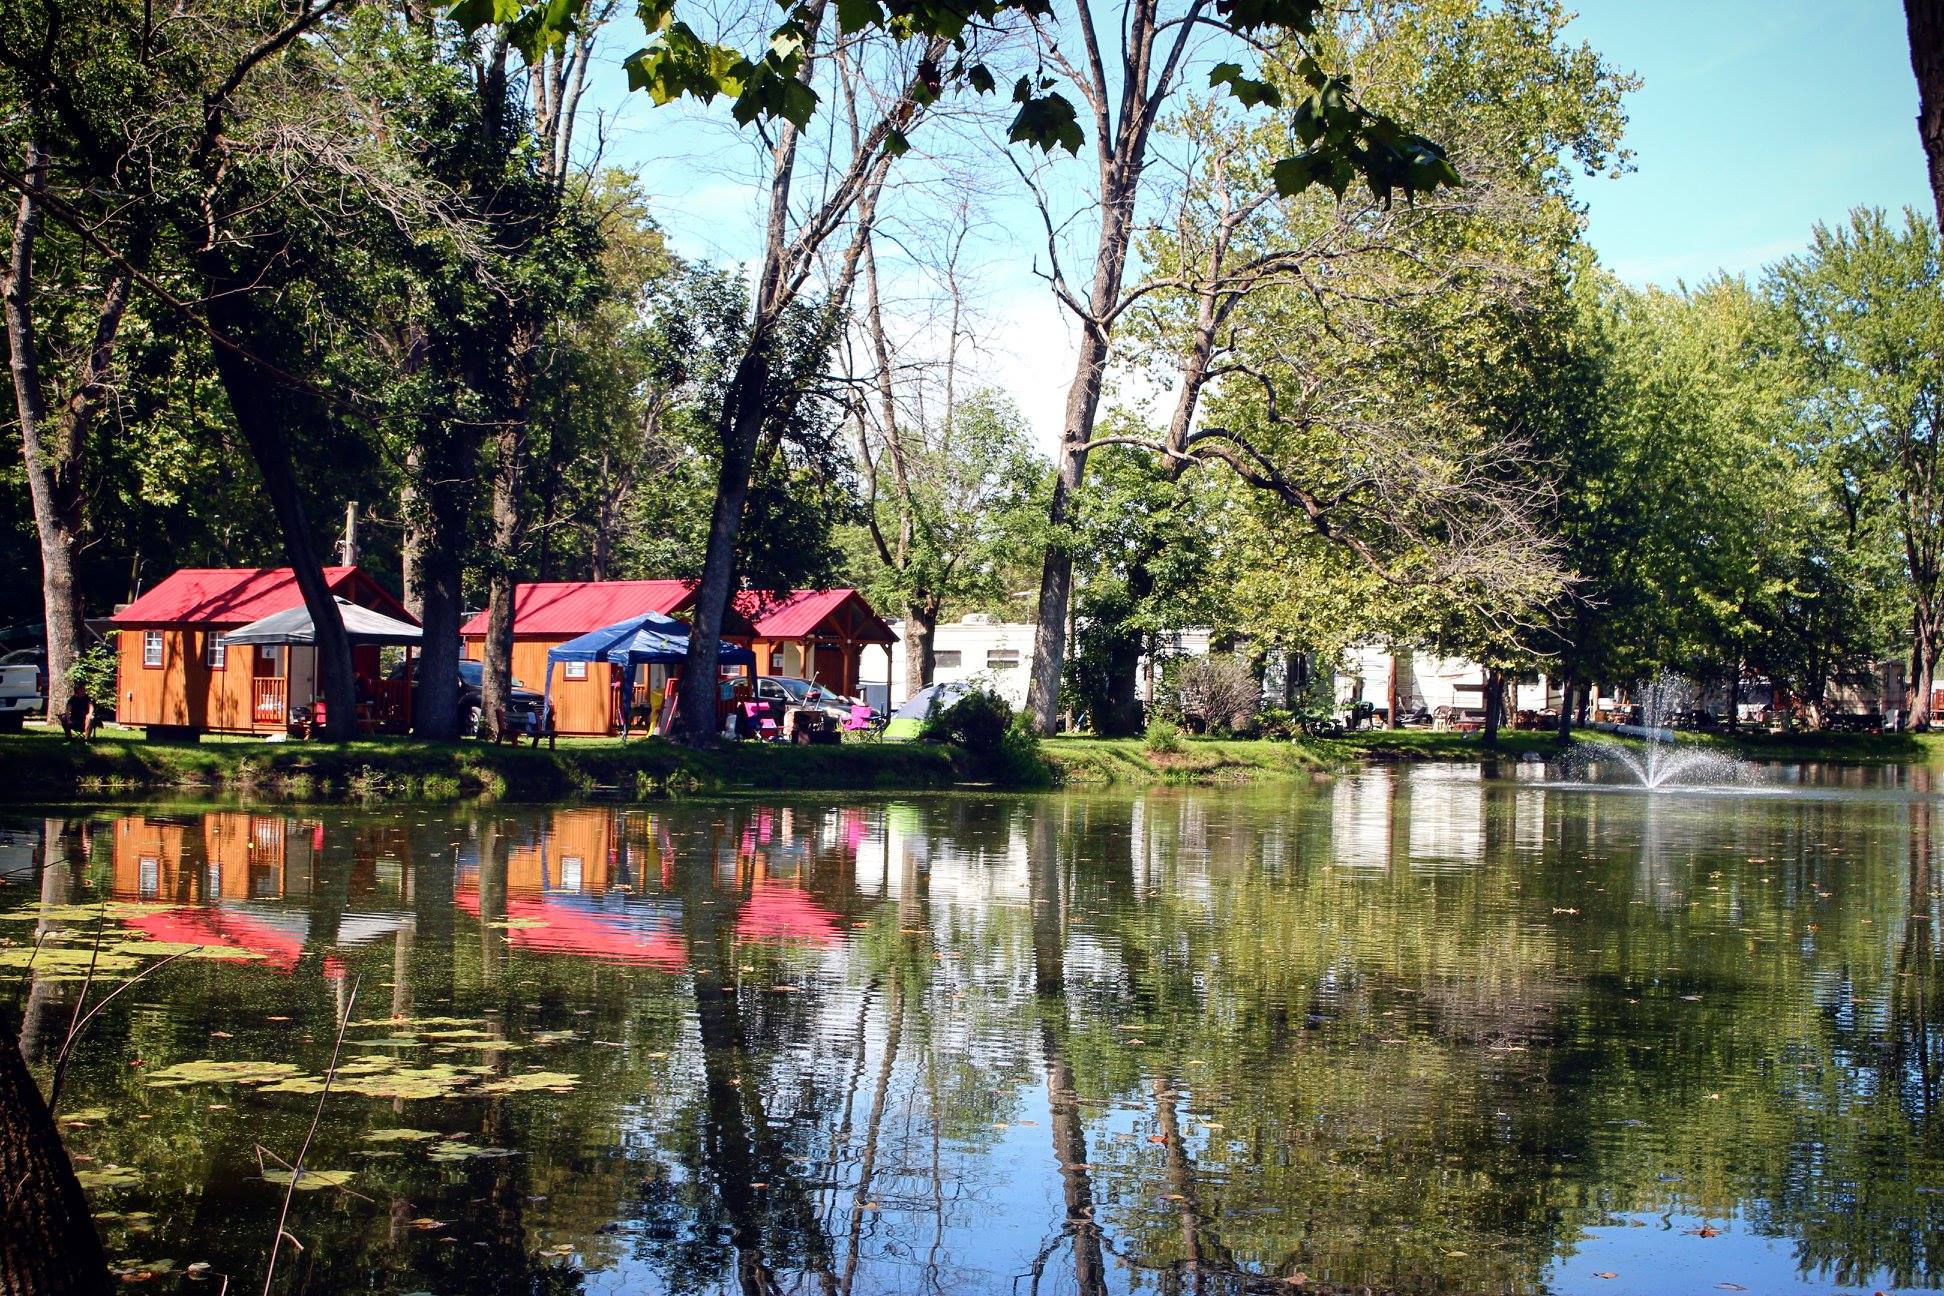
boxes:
[440,0,1457,198]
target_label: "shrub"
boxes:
[1255,707,1297,741]
[1168,656,1260,734]
[921,689,1051,786]
[1143,716,1183,754]
[920,688,1014,754]
[67,639,117,702]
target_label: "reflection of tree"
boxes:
[1028,807,1108,1296]
[1893,799,1939,1121]
[25,784,1944,1294]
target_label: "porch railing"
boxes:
[252,678,288,726]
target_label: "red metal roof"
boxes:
[109,567,409,627]
[734,589,895,643]
[459,580,696,637]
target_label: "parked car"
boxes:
[389,658,543,736]
[756,675,873,726]
[0,648,45,732]
[737,675,841,743]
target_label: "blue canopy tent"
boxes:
[542,611,755,735]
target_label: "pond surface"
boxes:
[3,761,1941,1295]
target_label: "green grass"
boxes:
[9,719,1941,804]
[0,726,963,803]
[1043,735,1343,786]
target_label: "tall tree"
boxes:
[1770,208,1944,728]
[1010,0,1460,732]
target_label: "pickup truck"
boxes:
[0,649,45,733]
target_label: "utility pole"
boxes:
[339,501,358,567]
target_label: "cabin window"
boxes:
[205,635,227,670]
[986,649,1021,671]
[934,650,962,669]
[138,856,159,898]
[560,856,583,892]
[564,660,588,681]
[142,631,163,668]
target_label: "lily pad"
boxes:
[110,940,262,961]
[0,946,141,978]
[363,1128,441,1143]
[477,1071,581,1095]
[76,1165,142,1190]
[145,1059,304,1088]
[263,1168,354,1191]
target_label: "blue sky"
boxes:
[580,1,1935,445]
[1565,0,1929,284]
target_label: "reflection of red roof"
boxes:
[459,581,755,639]
[736,881,843,945]
[110,568,410,627]
[458,892,686,969]
[734,589,896,644]
[126,907,344,978]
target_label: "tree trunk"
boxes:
[1907,0,1944,228]
[1099,555,1158,738]
[1027,328,1113,735]
[1555,668,1576,744]
[1915,630,1938,733]
[1482,668,1505,746]
[479,403,526,743]
[413,545,466,740]
[3,141,137,720]
[0,1005,113,1295]
[199,276,358,741]
[675,346,768,745]
[400,444,425,621]
[902,599,937,698]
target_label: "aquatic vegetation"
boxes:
[145,1059,306,1087]
[263,1168,354,1191]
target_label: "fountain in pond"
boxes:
[1561,673,1750,790]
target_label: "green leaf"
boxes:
[1007,90,1084,155]
[835,0,884,32]
[1209,62,1281,110]
[967,63,995,95]
[1271,153,1319,197]
[884,128,911,157]
[444,0,526,32]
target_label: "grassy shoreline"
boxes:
[1,722,1936,804]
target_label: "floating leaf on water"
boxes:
[424,1029,496,1042]
[145,1060,304,1088]
[263,1168,354,1191]
[109,940,262,961]
[0,946,142,978]
[363,1128,442,1143]
[60,1107,109,1124]
[476,1070,580,1095]
[76,1165,141,1190]
[490,919,548,929]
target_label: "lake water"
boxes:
[3,761,1941,1295]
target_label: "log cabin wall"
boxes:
[115,628,259,731]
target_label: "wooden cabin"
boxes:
[458,581,758,736]
[109,567,414,735]
[734,588,897,700]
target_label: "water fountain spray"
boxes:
[1563,673,1748,790]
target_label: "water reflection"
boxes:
[3,766,1941,1295]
